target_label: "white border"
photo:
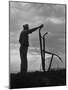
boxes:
[0,0,68,90]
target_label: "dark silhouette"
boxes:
[19,24,44,73]
[39,29,62,72]
[10,69,66,89]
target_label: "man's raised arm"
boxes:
[28,24,44,34]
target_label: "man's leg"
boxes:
[20,47,24,73]
[20,47,28,73]
[23,47,28,72]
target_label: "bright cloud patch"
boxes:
[46,17,64,24]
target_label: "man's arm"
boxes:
[28,24,44,34]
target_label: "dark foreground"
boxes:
[10,69,66,89]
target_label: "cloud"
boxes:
[58,38,65,42]
[46,17,65,24]
[27,51,52,71]
[20,2,30,7]
[10,2,65,29]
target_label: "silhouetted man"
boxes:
[19,24,43,73]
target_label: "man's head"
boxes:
[23,24,29,30]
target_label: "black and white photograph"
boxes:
[9,1,66,89]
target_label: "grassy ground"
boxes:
[10,69,66,89]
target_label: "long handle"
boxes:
[39,28,45,71]
[39,28,42,59]
[43,37,45,70]
[42,32,48,71]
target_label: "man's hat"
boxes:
[23,24,29,27]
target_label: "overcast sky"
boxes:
[9,2,66,73]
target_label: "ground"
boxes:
[10,69,66,89]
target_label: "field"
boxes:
[10,69,66,89]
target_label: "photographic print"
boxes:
[9,1,66,89]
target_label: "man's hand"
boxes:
[39,24,44,29]
[28,24,44,33]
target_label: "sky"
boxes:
[9,2,66,73]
